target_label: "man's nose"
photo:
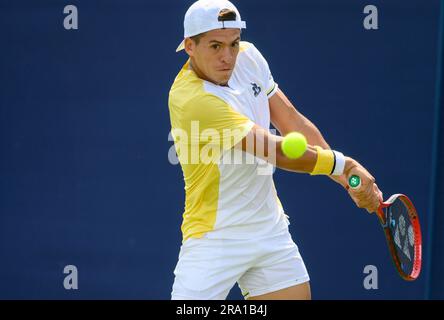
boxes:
[220,47,234,64]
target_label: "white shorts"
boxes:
[171,230,309,300]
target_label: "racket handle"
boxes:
[348,175,361,189]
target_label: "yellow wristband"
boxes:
[310,146,335,175]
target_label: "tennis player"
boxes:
[168,0,383,300]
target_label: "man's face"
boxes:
[185,28,241,86]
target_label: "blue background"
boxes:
[0,0,443,299]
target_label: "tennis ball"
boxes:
[281,132,307,159]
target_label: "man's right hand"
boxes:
[343,157,383,213]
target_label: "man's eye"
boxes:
[211,44,220,49]
[232,42,239,47]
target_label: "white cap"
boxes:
[176,0,246,52]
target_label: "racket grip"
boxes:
[348,175,361,189]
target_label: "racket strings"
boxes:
[388,199,415,273]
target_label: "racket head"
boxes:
[377,194,422,281]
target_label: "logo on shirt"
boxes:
[251,82,261,97]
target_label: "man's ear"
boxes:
[184,38,194,56]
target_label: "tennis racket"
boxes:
[348,175,422,281]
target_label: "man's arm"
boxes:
[238,123,357,176]
[239,124,327,173]
[236,122,380,212]
[269,89,330,148]
[267,88,382,212]
[269,89,349,186]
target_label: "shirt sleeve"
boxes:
[248,44,279,97]
[180,94,255,152]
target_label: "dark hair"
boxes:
[218,8,237,22]
[190,9,237,45]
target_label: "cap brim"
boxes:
[176,40,185,52]
[176,20,247,52]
